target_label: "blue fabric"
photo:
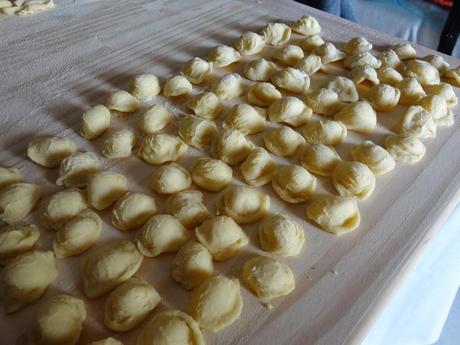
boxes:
[297,0,357,21]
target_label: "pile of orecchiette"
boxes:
[0,13,458,345]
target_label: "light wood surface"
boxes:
[1,1,460,344]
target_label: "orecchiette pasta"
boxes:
[298,35,325,51]
[247,82,282,107]
[300,143,341,176]
[182,57,213,84]
[272,164,316,203]
[240,148,276,187]
[57,152,100,188]
[86,171,128,210]
[212,73,245,101]
[391,43,417,60]
[138,134,188,165]
[131,74,161,101]
[87,338,123,345]
[405,59,440,85]
[304,88,341,116]
[445,66,460,87]
[234,31,266,55]
[208,45,241,67]
[271,67,310,93]
[327,76,359,102]
[0,183,42,225]
[349,66,380,85]
[259,214,305,257]
[150,163,192,195]
[224,103,267,134]
[365,83,401,111]
[217,185,270,224]
[268,96,312,126]
[379,49,401,69]
[210,128,253,165]
[166,190,210,229]
[196,215,249,260]
[351,141,395,175]
[188,276,243,332]
[104,277,161,332]
[263,125,305,156]
[172,241,214,290]
[191,157,233,192]
[2,250,57,312]
[424,83,458,108]
[385,134,426,163]
[272,44,304,66]
[81,105,111,139]
[102,129,136,159]
[306,196,361,234]
[398,105,436,138]
[106,90,139,113]
[139,105,173,135]
[301,119,347,145]
[163,75,193,97]
[178,114,218,149]
[397,78,428,105]
[344,37,373,55]
[82,240,143,298]
[420,95,453,127]
[0,224,40,264]
[241,256,295,299]
[186,91,223,118]
[262,22,291,46]
[332,161,376,200]
[422,54,450,76]
[377,67,403,86]
[334,101,376,134]
[27,135,76,168]
[0,166,20,189]
[112,192,157,231]
[294,54,322,75]
[290,15,321,36]
[343,52,381,69]
[244,58,277,81]
[314,42,346,64]
[135,214,191,257]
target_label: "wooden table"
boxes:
[1,0,460,344]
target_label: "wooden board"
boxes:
[1,0,460,344]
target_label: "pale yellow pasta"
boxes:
[304,88,341,116]
[178,114,218,149]
[298,35,324,51]
[150,163,191,195]
[263,125,305,156]
[379,49,401,69]
[212,73,245,101]
[217,185,270,224]
[196,215,249,260]
[302,119,347,145]
[271,67,310,93]
[244,58,277,81]
[106,90,139,113]
[234,31,266,55]
[224,103,267,135]
[191,157,233,192]
[139,105,173,135]
[294,54,322,75]
[392,43,417,60]
[445,66,460,87]
[104,277,161,332]
[272,44,304,66]
[422,54,450,76]
[424,83,458,108]
[57,152,100,188]
[163,75,193,97]
[314,42,345,64]
[349,66,380,85]
[102,129,136,159]
[27,135,76,168]
[268,96,312,126]
[208,45,241,67]
[351,141,395,175]
[334,101,376,134]
[80,105,111,139]
[385,134,426,163]
[82,241,143,298]
[240,148,276,187]
[182,57,213,84]
[290,15,321,36]
[2,250,57,312]
[365,83,401,111]
[343,52,381,69]
[377,67,403,86]
[138,134,188,165]
[0,166,20,189]
[0,224,39,264]
[86,171,128,210]
[300,143,341,176]
[398,105,436,138]
[112,192,157,231]
[420,95,453,127]
[0,183,42,225]
[327,76,359,102]
[211,127,253,165]
[87,338,123,345]
[272,164,316,203]
[405,59,440,86]
[247,82,282,107]
[344,37,373,55]
[166,190,210,229]
[186,91,223,118]
[306,196,360,234]
[262,22,291,46]
[131,74,161,101]
[332,161,376,200]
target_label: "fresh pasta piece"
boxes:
[344,37,373,55]
[53,210,102,258]
[300,143,341,176]
[241,256,295,299]
[351,141,395,175]
[302,119,347,145]
[139,105,173,135]
[178,114,218,149]
[186,91,223,118]
[57,152,100,188]
[349,66,380,85]
[212,73,245,101]
[104,277,161,332]
[234,31,266,55]
[137,309,204,345]
[268,96,312,126]
[163,75,193,97]
[420,95,453,127]
[397,78,426,105]
[334,101,376,134]
[294,54,322,75]
[392,43,417,60]
[398,105,436,138]
[298,35,325,51]
[208,45,241,67]
[385,134,426,163]
[188,276,242,332]
[306,196,360,234]
[138,134,188,165]
[87,338,123,345]
[131,74,161,101]
[2,250,57,312]
[271,67,310,93]
[82,241,143,298]
[422,54,450,76]
[0,166,20,189]
[210,128,253,165]
[40,189,87,231]
[80,105,111,139]
[106,90,139,113]
[424,83,458,108]
[240,148,276,187]
[102,129,136,159]
[405,59,440,85]
[244,58,277,81]
[290,15,321,36]
[247,82,282,107]
[304,88,341,116]
[314,42,346,64]
[445,66,460,87]
[379,49,401,69]
[326,76,359,102]
[365,83,401,111]
[272,45,304,66]
[262,22,291,46]
[259,214,305,256]
[150,163,191,195]
[27,136,76,168]
[166,190,210,229]
[377,67,403,86]
[191,157,233,192]
[196,216,249,260]
[135,214,191,257]
[343,52,381,69]
[217,185,269,224]
[0,183,42,225]
[182,57,213,84]
[263,125,305,156]
[172,241,214,290]
[224,103,267,134]
[0,224,39,264]
[112,192,157,231]
[332,161,376,200]
[272,164,316,203]
[86,171,127,210]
